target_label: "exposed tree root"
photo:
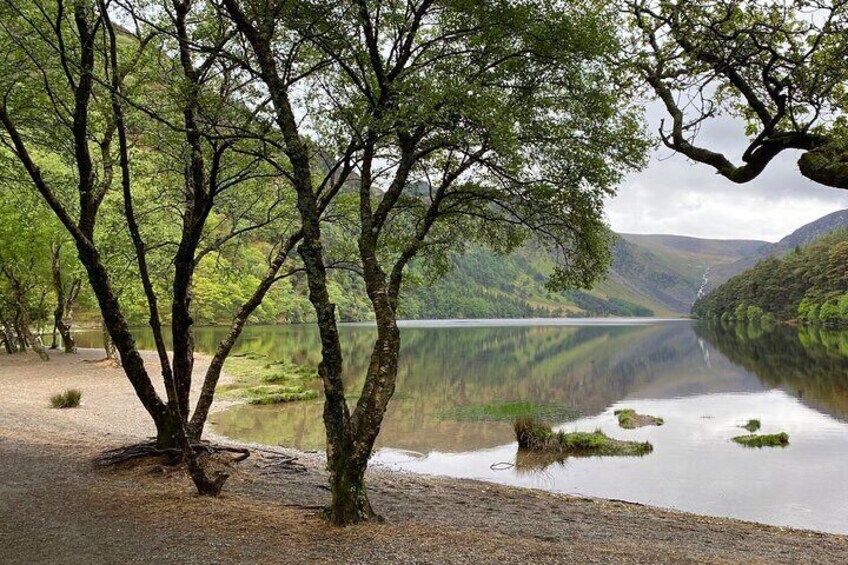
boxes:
[94,441,250,467]
[256,453,307,474]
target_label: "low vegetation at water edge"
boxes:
[219,354,319,405]
[50,389,82,408]
[514,418,653,457]
[614,408,664,429]
[741,419,761,433]
[441,401,581,422]
[732,433,789,448]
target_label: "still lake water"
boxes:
[77,319,848,534]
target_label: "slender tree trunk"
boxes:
[102,322,119,366]
[51,245,78,353]
[0,311,17,354]
[74,244,171,442]
[188,234,300,439]
[14,316,27,351]
[0,322,13,354]
[3,269,48,361]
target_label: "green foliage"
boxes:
[741,419,761,433]
[50,389,81,408]
[732,433,789,448]
[693,230,848,326]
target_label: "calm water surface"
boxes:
[77,319,848,534]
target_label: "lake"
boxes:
[76,319,848,534]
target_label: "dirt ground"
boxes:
[1,350,846,564]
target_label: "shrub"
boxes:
[50,389,82,408]
[514,417,652,456]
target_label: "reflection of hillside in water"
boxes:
[696,322,848,422]
[212,322,765,453]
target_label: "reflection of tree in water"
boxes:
[695,321,848,421]
[212,323,714,453]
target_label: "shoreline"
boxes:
[1,349,846,563]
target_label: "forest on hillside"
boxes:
[692,230,848,326]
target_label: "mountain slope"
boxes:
[608,234,765,313]
[397,231,766,319]
[692,229,848,324]
[707,209,848,291]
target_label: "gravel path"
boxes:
[1,350,846,564]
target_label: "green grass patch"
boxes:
[439,401,581,423]
[219,354,319,405]
[741,419,761,433]
[614,408,664,429]
[732,432,789,448]
[50,388,82,408]
[515,417,653,457]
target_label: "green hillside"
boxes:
[692,229,848,325]
[398,246,659,319]
[397,232,763,320]
[706,209,848,291]
[146,232,766,324]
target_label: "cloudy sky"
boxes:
[605,106,848,243]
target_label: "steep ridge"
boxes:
[707,209,848,291]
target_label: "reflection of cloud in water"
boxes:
[375,391,848,535]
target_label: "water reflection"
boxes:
[696,321,848,422]
[74,320,848,533]
[209,320,764,452]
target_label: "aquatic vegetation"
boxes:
[614,408,664,429]
[441,401,581,423]
[219,355,319,405]
[732,433,789,448]
[514,418,653,457]
[741,419,761,433]
[50,388,82,408]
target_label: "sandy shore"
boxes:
[1,350,846,564]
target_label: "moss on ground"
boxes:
[732,432,789,448]
[741,419,761,433]
[514,418,652,457]
[614,408,664,429]
[219,354,319,405]
[440,401,580,423]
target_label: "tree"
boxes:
[50,241,83,353]
[220,0,646,524]
[0,0,315,495]
[0,191,60,360]
[626,0,848,188]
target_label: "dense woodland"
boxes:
[693,230,848,326]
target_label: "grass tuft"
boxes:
[614,408,664,429]
[732,432,789,448]
[50,388,82,408]
[514,417,652,457]
[741,419,761,433]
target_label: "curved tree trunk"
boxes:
[3,268,48,361]
[0,310,17,354]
